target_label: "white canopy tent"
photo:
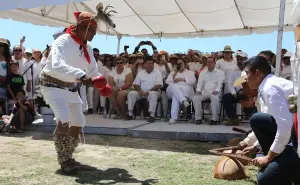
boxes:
[0,0,295,74]
[0,0,294,38]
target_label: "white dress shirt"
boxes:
[166,69,196,98]
[228,67,242,95]
[196,68,225,93]
[255,74,293,154]
[133,69,163,91]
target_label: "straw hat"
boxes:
[221,45,235,53]
[0,38,8,45]
[159,50,168,55]
[136,52,144,57]
[202,53,211,58]
[233,71,247,87]
[169,54,179,59]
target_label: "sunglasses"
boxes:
[116,62,124,65]
[14,49,22,52]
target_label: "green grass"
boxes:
[0,132,258,185]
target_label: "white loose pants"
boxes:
[127,91,160,115]
[79,85,88,111]
[166,84,192,120]
[41,87,85,127]
[193,91,221,121]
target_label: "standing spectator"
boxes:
[280,52,292,80]
[131,52,145,77]
[155,51,172,116]
[0,38,11,115]
[166,59,196,124]
[222,51,247,126]
[216,45,237,93]
[126,56,163,123]
[108,57,133,118]
[193,57,225,125]
[24,48,32,62]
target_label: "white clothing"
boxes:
[41,34,100,126]
[193,92,221,121]
[42,34,99,83]
[216,59,237,93]
[280,64,292,80]
[189,62,201,72]
[80,85,88,111]
[166,70,196,99]
[127,91,161,115]
[228,68,242,95]
[194,69,225,121]
[133,69,163,92]
[196,68,225,93]
[109,68,131,88]
[165,70,196,120]
[254,74,293,154]
[154,62,172,79]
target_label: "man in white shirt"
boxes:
[242,56,300,185]
[126,55,163,123]
[193,57,225,125]
[222,51,247,126]
[40,11,105,173]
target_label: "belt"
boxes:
[39,73,81,92]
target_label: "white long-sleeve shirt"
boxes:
[255,74,293,154]
[42,34,100,82]
[196,68,225,93]
[215,59,237,83]
[292,0,300,157]
[166,69,196,98]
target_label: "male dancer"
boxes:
[40,12,104,173]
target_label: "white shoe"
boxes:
[183,100,190,108]
[168,119,176,125]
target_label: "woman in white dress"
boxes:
[108,57,133,118]
[166,59,196,124]
[216,45,237,93]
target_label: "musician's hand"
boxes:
[252,156,271,168]
[238,141,248,150]
[242,145,257,155]
[26,84,31,92]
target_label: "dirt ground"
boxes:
[0,131,258,185]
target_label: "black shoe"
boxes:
[87,109,93,114]
[195,120,202,125]
[209,120,218,125]
[125,115,133,121]
[147,116,156,123]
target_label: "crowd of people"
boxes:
[0,37,294,132]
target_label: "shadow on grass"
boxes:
[56,164,157,185]
[3,131,222,155]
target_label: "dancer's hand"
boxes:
[82,78,93,86]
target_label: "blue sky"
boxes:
[0,19,295,56]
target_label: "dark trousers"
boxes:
[222,93,237,119]
[250,113,300,185]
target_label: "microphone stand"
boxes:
[22,45,50,118]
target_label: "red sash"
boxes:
[66,26,90,64]
[294,113,298,139]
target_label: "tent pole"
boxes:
[117,35,122,56]
[275,0,286,76]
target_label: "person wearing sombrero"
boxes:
[39,11,108,173]
[216,45,237,94]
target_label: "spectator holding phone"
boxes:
[133,41,157,56]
